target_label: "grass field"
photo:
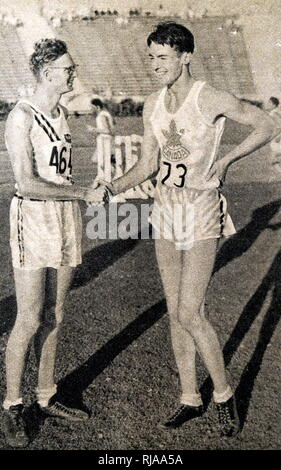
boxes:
[0,116,280,451]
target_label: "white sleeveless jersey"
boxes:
[149,81,236,249]
[96,109,113,134]
[150,81,225,191]
[15,100,73,192]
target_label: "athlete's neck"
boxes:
[30,86,62,118]
[167,68,195,99]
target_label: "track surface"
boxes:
[0,116,280,450]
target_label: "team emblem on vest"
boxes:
[64,134,71,143]
[162,120,190,162]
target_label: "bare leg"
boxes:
[155,238,200,404]
[178,239,229,395]
[4,268,46,406]
[34,266,74,404]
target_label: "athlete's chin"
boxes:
[156,74,170,85]
[62,83,74,94]
[155,74,175,86]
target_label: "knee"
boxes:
[14,315,41,338]
[177,304,206,334]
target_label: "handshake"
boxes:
[84,178,114,206]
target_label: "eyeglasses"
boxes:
[47,64,79,74]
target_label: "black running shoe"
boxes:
[3,404,29,448]
[40,398,89,422]
[163,404,203,428]
[216,396,240,437]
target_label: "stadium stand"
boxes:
[0,16,254,102]
[0,24,34,102]
[56,16,255,97]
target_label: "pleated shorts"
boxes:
[149,185,236,250]
[10,196,82,270]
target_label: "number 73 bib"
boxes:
[160,120,190,188]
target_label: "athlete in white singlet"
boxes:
[10,99,81,269]
[3,39,106,448]
[95,22,277,436]
[149,80,235,249]
[89,98,115,164]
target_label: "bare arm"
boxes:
[106,94,160,195]
[200,87,280,181]
[5,104,103,202]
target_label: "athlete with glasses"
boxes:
[3,38,106,447]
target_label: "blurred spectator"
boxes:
[0,7,22,26]
[264,97,281,173]
[88,98,115,164]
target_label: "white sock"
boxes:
[36,385,57,407]
[180,392,203,407]
[213,385,233,404]
[3,398,23,410]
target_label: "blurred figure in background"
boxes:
[88,98,115,164]
[264,97,281,174]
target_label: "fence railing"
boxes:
[96,134,155,200]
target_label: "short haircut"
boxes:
[147,22,194,54]
[91,99,104,108]
[29,38,68,79]
[270,96,279,107]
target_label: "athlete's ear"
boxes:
[42,68,51,81]
[181,52,192,65]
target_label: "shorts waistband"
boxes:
[14,194,70,202]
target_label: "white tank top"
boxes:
[96,109,113,134]
[150,81,225,190]
[15,100,73,191]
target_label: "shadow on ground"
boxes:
[57,300,167,408]
[213,198,281,273]
[56,199,281,428]
[0,236,140,336]
[0,198,280,435]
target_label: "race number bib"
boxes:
[49,144,72,175]
[160,160,188,188]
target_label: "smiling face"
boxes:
[45,53,77,94]
[148,41,191,87]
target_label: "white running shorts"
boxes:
[150,185,236,250]
[10,196,82,270]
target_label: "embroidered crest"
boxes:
[162,120,190,162]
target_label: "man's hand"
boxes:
[206,156,230,185]
[84,185,110,205]
[91,177,112,190]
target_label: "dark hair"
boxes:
[30,38,68,79]
[269,96,279,107]
[147,22,194,54]
[91,98,104,108]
